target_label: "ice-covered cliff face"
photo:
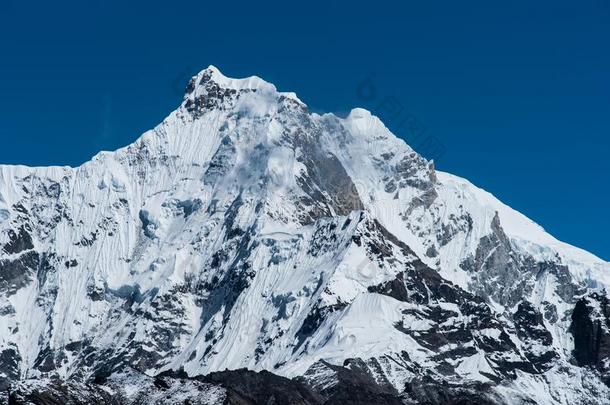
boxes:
[1,66,609,404]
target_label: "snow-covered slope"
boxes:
[1,66,609,404]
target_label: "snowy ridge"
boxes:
[1,66,609,405]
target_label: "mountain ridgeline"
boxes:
[1,66,609,404]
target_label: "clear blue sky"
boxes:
[0,1,608,260]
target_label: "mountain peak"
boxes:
[198,65,272,92]
[2,66,610,404]
[183,65,303,106]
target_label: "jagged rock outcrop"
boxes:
[570,292,610,385]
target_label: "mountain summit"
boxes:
[1,67,609,404]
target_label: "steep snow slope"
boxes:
[1,66,609,404]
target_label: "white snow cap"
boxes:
[193,65,304,104]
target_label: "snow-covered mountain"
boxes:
[1,66,610,404]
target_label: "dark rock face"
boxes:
[7,366,412,405]
[296,148,363,222]
[0,346,21,391]
[368,262,543,380]
[299,360,403,405]
[7,382,119,405]
[404,376,506,405]
[293,128,364,224]
[570,292,610,385]
[436,212,473,248]
[459,212,583,315]
[184,71,239,117]
[460,213,532,307]
[394,153,437,191]
[5,362,522,405]
[2,227,34,255]
[512,301,558,372]
[198,369,323,405]
[203,136,236,186]
[0,251,39,295]
[294,302,346,355]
